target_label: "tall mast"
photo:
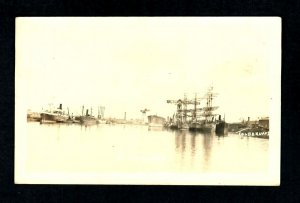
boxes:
[183,93,187,123]
[98,106,100,119]
[194,93,197,121]
[203,86,218,122]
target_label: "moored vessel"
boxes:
[66,115,80,124]
[215,120,228,135]
[166,86,220,132]
[190,87,218,132]
[79,109,98,125]
[197,122,216,132]
[40,104,68,124]
[148,115,166,127]
[80,116,98,125]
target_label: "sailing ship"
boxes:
[189,87,219,132]
[40,104,68,124]
[167,86,223,132]
[188,93,203,131]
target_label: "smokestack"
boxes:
[124,112,126,120]
[86,109,89,116]
[248,117,250,122]
[59,104,62,110]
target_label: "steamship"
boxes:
[78,109,98,125]
[40,104,68,124]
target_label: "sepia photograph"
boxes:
[15,17,281,185]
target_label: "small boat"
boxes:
[169,124,178,130]
[164,121,178,129]
[66,116,80,124]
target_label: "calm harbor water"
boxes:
[25,122,269,174]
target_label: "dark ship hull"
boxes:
[79,116,98,125]
[189,122,216,132]
[215,121,228,135]
[39,104,68,124]
[40,112,68,124]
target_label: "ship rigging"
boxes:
[166,86,220,131]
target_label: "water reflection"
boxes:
[190,132,196,156]
[202,132,213,171]
[26,122,269,174]
[216,132,227,138]
[79,123,96,132]
[174,130,215,171]
[175,130,187,157]
[148,126,164,131]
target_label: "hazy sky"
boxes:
[16,17,281,122]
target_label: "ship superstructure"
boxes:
[40,103,68,124]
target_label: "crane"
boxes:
[98,106,105,119]
[167,93,201,124]
[166,86,219,125]
[140,108,150,123]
